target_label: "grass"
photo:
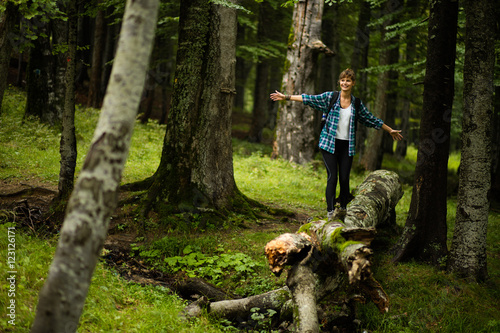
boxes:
[1,86,499,332]
[0,223,227,332]
[0,86,164,185]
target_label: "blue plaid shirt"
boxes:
[302,91,383,156]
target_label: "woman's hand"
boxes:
[389,129,403,141]
[270,90,286,101]
[382,124,403,141]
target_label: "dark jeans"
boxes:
[321,140,353,211]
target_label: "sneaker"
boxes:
[327,210,335,221]
[337,208,347,222]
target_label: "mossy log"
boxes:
[265,170,402,331]
[183,170,403,331]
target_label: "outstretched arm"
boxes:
[381,123,403,141]
[270,90,303,102]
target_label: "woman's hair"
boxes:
[339,68,356,82]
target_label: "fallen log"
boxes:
[183,170,403,331]
[266,170,402,331]
[181,287,293,327]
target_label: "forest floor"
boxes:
[0,175,305,293]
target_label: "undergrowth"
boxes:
[1,87,499,332]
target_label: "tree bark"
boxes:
[287,262,319,332]
[0,2,17,115]
[275,0,330,165]
[49,4,69,127]
[87,2,105,108]
[492,85,500,198]
[359,3,397,171]
[247,2,273,143]
[57,0,78,200]
[144,0,243,218]
[351,1,371,161]
[24,22,53,123]
[382,44,399,155]
[183,170,402,330]
[392,0,458,266]
[30,1,159,331]
[182,287,292,323]
[234,23,251,113]
[100,8,120,99]
[447,0,495,282]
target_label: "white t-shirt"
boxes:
[335,105,351,140]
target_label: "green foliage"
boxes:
[1,0,67,51]
[132,233,275,292]
[249,307,278,331]
[237,39,286,62]
[164,246,260,284]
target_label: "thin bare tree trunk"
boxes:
[57,0,77,200]
[31,1,159,331]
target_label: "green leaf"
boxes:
[183,245,192,255]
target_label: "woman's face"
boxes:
[339,77,355,93]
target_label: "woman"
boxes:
[270,68,403,221]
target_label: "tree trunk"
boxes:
[101,8,119,99]
[359,4,395,171]
[319,3,337,93]
[144,0,241,218]
[392,0,458,266]
[247,2,273,143]
[447,0,495,282]
[75,2,91,86]
[49,6,69,127]
[87,3,105,108]
[275,0,328,165]
[57,0,78,200]
[234,23,251,113]
[382,44,399,155]
[351,1,371,161]
[30,1,159,331]
[0,2,17,115]
[184,170,402,330]
[24,23,54,124]
[266,5,291,131]
[492,85,500,198]
[395,0,422,159]
[183,287,291,322]
[315,4,338,146]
